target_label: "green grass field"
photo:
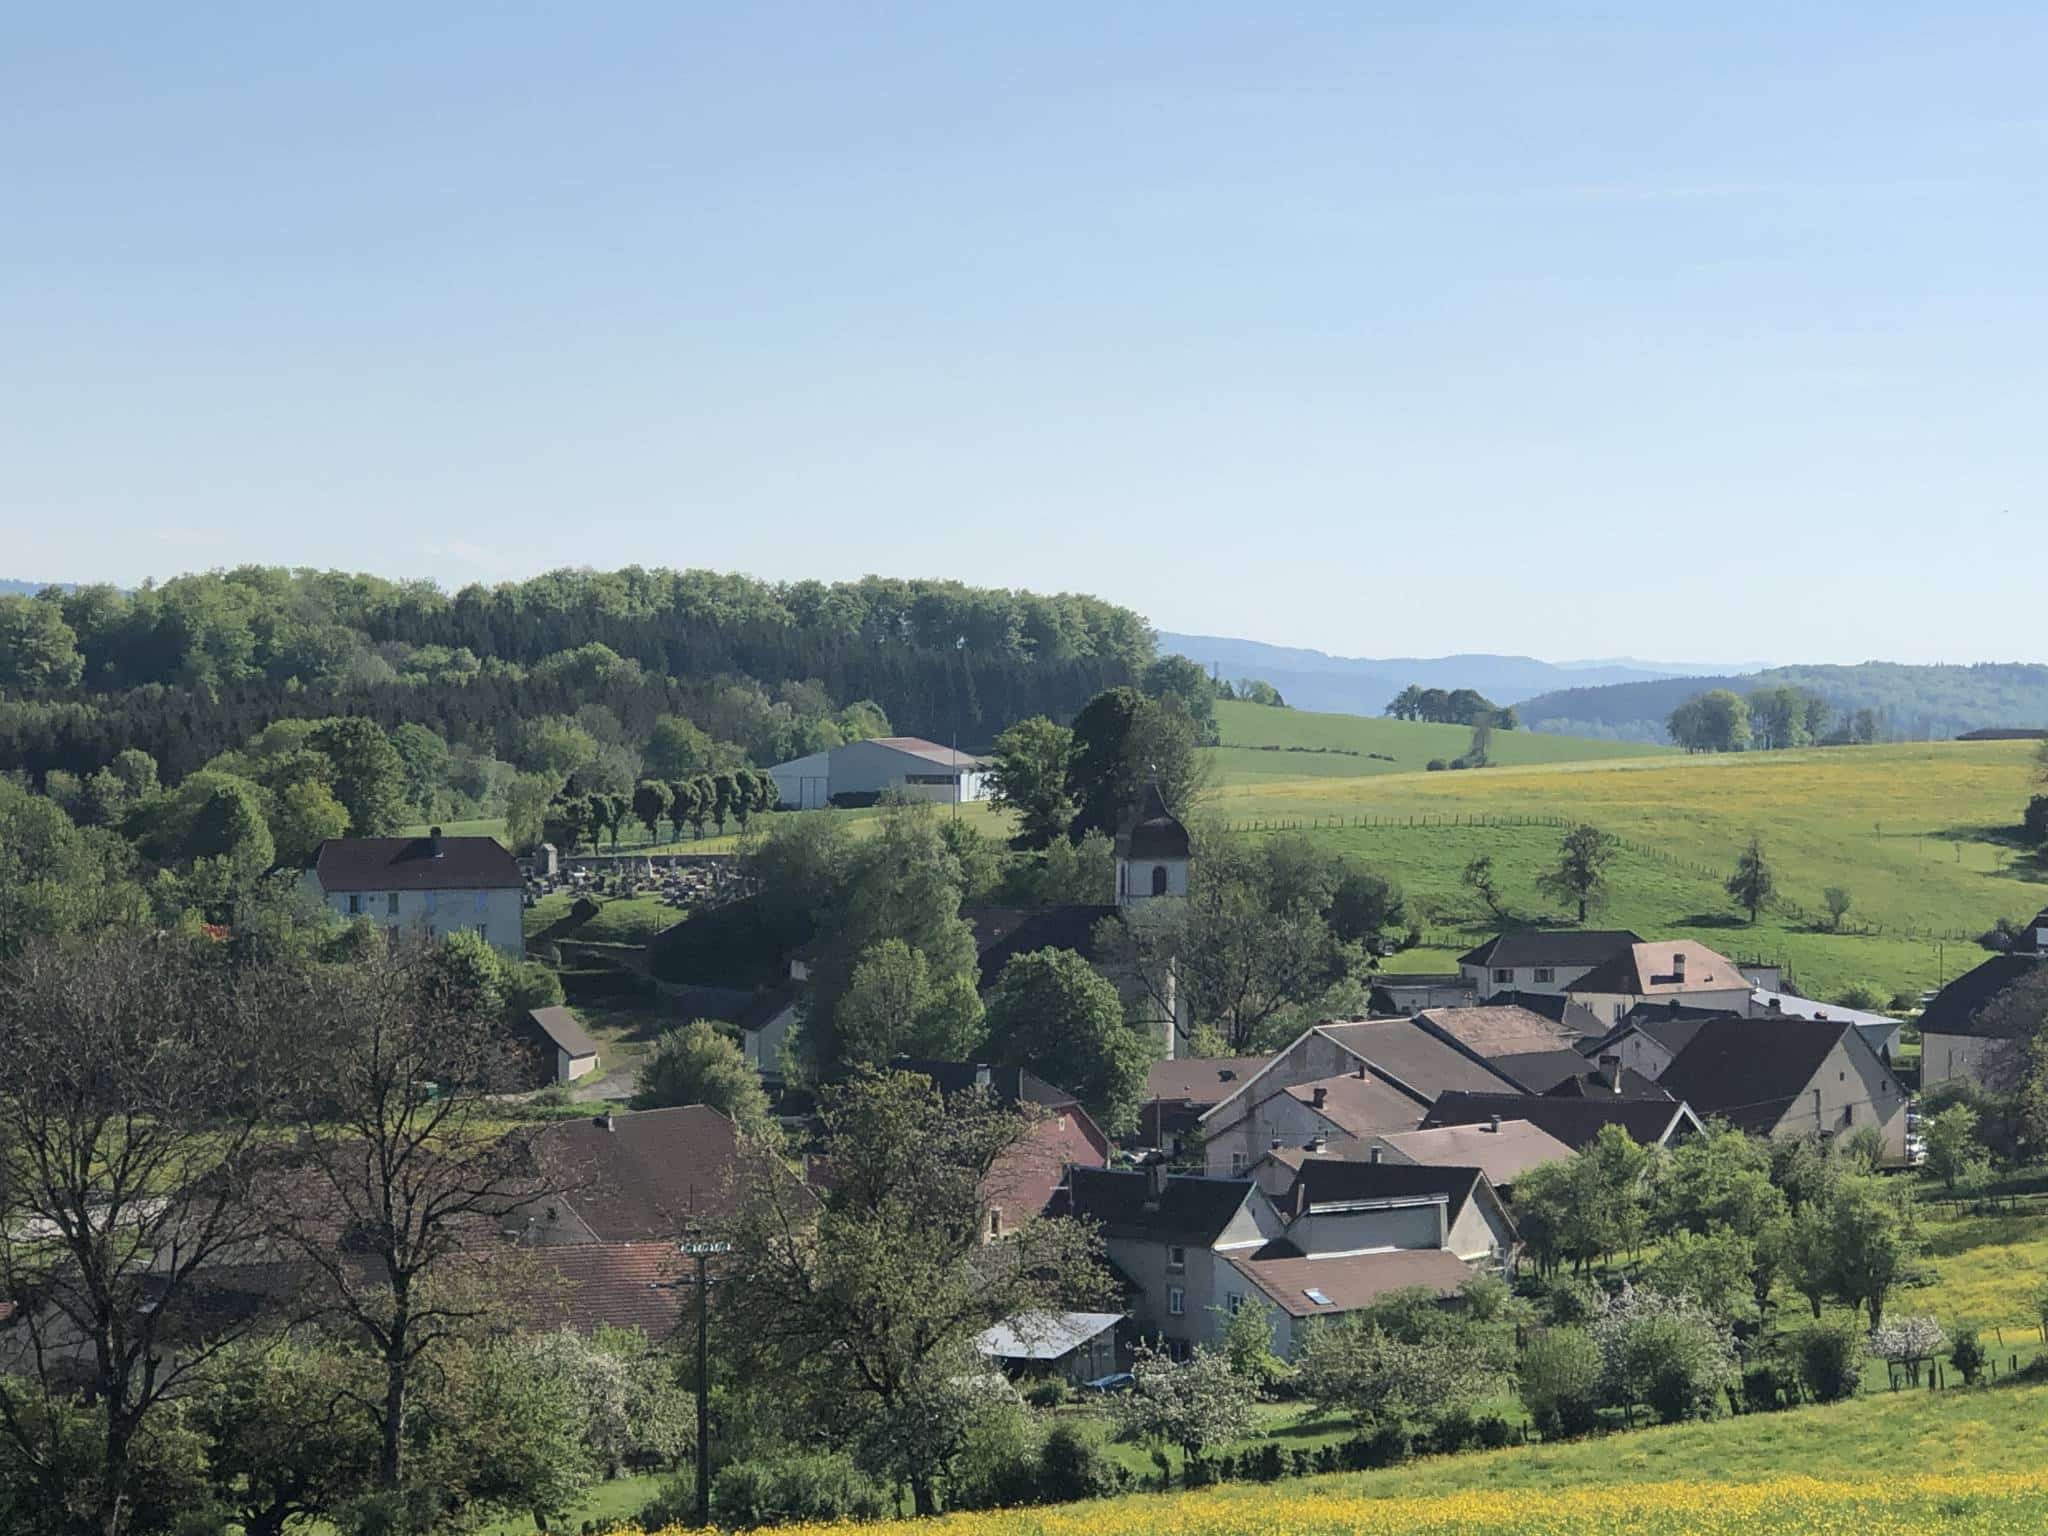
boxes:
[1200,705,2043,1002]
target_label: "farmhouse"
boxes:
[1566,940,1755,1023]
[1421,1091,1702,1151]
[303,828,525,958]
[1918,914,2048,1092]
[1654,1016,1910,1163]
[1458,930,1643,1000]
[768,736,989,810]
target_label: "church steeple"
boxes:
[1115,776,1191,908]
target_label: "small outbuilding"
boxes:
[975,1311,1125,1385]
[524,1005,600,1085]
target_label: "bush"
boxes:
[1950,1328,1987,1386]
[1519,1327,1601,1438]
[1038,1425,1126,1503]
[2025,794,2048,846]
[1425,759,1448,772]
[1021,1379,1067,1409]
[1339,1423,1410,1470]
[1542,1276,1603,1327]
[707,1452,886,1527]
[1740,1361,1791,1413]
[1474,1415,1514,1449]
[947,1401,1045,1511]
[1429,1407,1478,1454]
[1835,982,1885,1012]
[1796,1318,1865,1403]
[1256,1443,1285,1482]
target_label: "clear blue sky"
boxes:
[4,4,2043,665]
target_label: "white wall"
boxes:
[308,875,524,958]
[1573,986,1751,1025]
[1461,961,1602,1000]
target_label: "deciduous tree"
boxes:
[1538,823,1615,924]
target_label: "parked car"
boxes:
[1085,1372,1135,1394]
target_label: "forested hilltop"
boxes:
[1518,662,2048,744]
[0,567,1152,782]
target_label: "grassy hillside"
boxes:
[1199,726,2043,1002]
[1210,700,1672,784]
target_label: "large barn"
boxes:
[768,736,989,810]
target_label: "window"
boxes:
[1167,1287,1185,1316]
[1492,968,1514,984]
[1151,864,1170,896]
[1226,1292,1244,1315]
[1230,1151,1246,1175]
[1533,967,1555,983]
[346,893,363,915]
[1167,1245,1187,1272]
[386,893,400,916]
[1303,1287,1334,1307]
[1843,1104,1854,1125]
[423,892,439,915]
[987,1208,1003,1238]
[474,891,489,915]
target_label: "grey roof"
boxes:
[1144,1056,1273,1106]
[1490,1048,1607,1094]
[312,833,522,892]
[1122,780,1192,860]
[864,736,988,769]
[1656,1017,1861,1134]
[1313,1020,1528,1100]
[1374,1121,1577,1186]
[1280,1160,1493,1229]
[975,1311,1123,1362]
[1458,930,1643,969]
[527,1006,598,1060]
[966,905,1116,989]
[1058,1167,1258,1246]
[1917,955,2048,1040]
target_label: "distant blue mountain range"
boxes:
[1159,631,1761,716]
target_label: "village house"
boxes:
[1565,940,1756,1023]
[501,1104,754,1246]
[1917,913,2048,1092]
[1458,930,1643,999]
[1138,1055,1272,1156]
[1420,1091,1703,1152]
[304,827,525,957]
[1652,1016,1911,1163]
[1364,1119,1576,1194]
[1199,1018,1529,1177]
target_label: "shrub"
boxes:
[707,1452,886,1527]
[946,1400,1046,1512]
[2025,794,2048,846]
[1740,1361,1791,1413]
[1339,1423,1410,1470]
[1542,1276,1603,1327]
[1835,982,1885,1012]
[1022,1379,1067,1409]
[1429,1407,1478,1454]
[1289,1447,1313,1479]
[1256,1444,1285,1482]
[1519,1327,1601,1438]
[1950,1328,1986,1386]
[1425,759,1448,772]
[1592,1287,1737,1425]
[1474,1415,1514,1449]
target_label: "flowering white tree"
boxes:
[1588,1283,1738,1424]
[1868,1316,1946,1385]
[1110,1346,1259,1472]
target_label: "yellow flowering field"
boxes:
[613,1472,2048,1536]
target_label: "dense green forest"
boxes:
[1519,662,2048,745]
[0,567,1152,784]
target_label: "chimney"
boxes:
[1768,996,1782,1013]
[429,825,444,859]
[1308,1135,1328,1154]
[1671,951,1687,984]
[1270,1137,1283,1152]
[1487,1114,1502,1133]
[1597,1053,1623,1095]
[1144,1155,1168,1203]
[1355,1061,1368,1079]
[1312,1086,1328,1110]
[598,1110,615,1132]
[1369,1145,1383,1163]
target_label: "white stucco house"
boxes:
[304,828,525,958]
[1918,914,2048,1092]
[768,736,990,810]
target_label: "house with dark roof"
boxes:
[1918,931,2048,1093]
[1199,1019,1527,1176]
[1140,1055,1271,1154]
[1275,1159,1518,1267]
[501,1105,758,1245]
[886,1061,1113,1229]
[304,828,525,957]
[1458,930,1643,1000]
[1566,941,1755,1024]
[1655,1017,1909,1162]
[1056,1164,1288,1356]
[1421,1091,1702,1151]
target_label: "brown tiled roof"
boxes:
[1373,1121,1575,1186]
[1144,1056,1272,1106]
[1415,1004,1585,1059]
[1569,942,1748,999]
[312,834,522,892]
[508,1243,691,1339]
[1313,1020,1527,1099]
[1279,1073,1428,1137]
[1226,1248,1473,1318]
[515,1106,749,1243]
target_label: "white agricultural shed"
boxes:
[769,736,990,810]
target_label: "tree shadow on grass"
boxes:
[1676,912,1749,929]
